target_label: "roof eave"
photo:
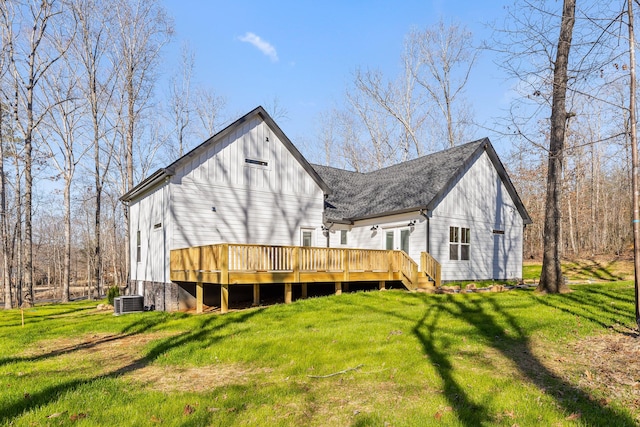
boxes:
[120,106,331,203]
[349,206,427,222]
[120,168,173,202]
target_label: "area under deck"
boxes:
[170,243,441,313]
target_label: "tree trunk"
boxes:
[62,179,71,302]
[627,0,640,328]
[0,103,10,309]
[537,0,575,294]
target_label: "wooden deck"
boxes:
[170,243,441,313]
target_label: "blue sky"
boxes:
[161,0,514,159]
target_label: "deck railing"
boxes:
[170,243,423,289]
[421,251,442,287]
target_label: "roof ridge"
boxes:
[313,138,487,176]
[367,138,487,175]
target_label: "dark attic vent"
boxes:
[245,158,268,167]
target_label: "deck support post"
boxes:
[221,284,229,314]
[335,281,342,295]
[301,283,308,299]
[252,284,260,306]
[220,244,229,314]
[196,282,203,314]
[284,283,292,304]
[379,281,386,290]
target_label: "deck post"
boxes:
[252,284,260,306]
[379,281,386,290]
[285,283,292,304]
[221,244,229,314]
[196,282,203,313]
[301,282,308,299]
[335,281,342,295]
[293,246,300,283]
[388,251,395,280]
[342,249,349,282]
[221,284,229,313]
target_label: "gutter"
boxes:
[120,168,174,203]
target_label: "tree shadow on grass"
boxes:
[0,308,264,424]
[412,304,489,425]
[356,291,637,426]
[531,288,636,335]
[0,312,172,367]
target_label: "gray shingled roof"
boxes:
[313,138,531,224]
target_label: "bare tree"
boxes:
[40,52,89,302]
[627,0,640,327]
[71,0,118,298]
[4,0,72,301]
[408,19,477,148]
[536,0,576,294]
[0,2,14,308]
[111,0,172,292]
[193,86,226,139]
[167,42,194,159]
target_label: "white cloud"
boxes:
[239,32,278,62]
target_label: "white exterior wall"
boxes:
[171,117,324,250]
[327,213,428,269]
[430,152,524,281]
[129,181,170,283]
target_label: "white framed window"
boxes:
[136,230,141,263]
[340,230,348,245]
[449,227,459,260]
[450,226,470,261]
[301,229,313,247]
[461,227,470,260]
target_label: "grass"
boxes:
[523,257,634,282]
[0,283,638,426]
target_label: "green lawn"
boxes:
[523,258,634,282]
[0,283,638,426]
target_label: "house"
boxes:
[120,106,531,312]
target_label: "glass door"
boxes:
[384,228,410,254]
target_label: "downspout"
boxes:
[162,181,166,311]
[323,222,334,247]
[122,199,131,295]
[420,209,430,254]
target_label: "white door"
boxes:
[384,228,410,253]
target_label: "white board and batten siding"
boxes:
[430,151,524,281]
[129,182,170,284]
[327,213,428,269]
[171,116,325,250]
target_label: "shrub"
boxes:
[107,286,119,305]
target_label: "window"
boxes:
[301,230,313,247]
[461,227,470,260]
[245,158,268,166]
[400,229,410,253]
[136,230,141,263]
[449,227,459,260]
[340,230,347,245]
[450,226,470,261]
[385,231,394,250]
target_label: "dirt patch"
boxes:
[125,363,271,393]
[22,332,179,375]
[22,332,271,393]
[572,331,640,412]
